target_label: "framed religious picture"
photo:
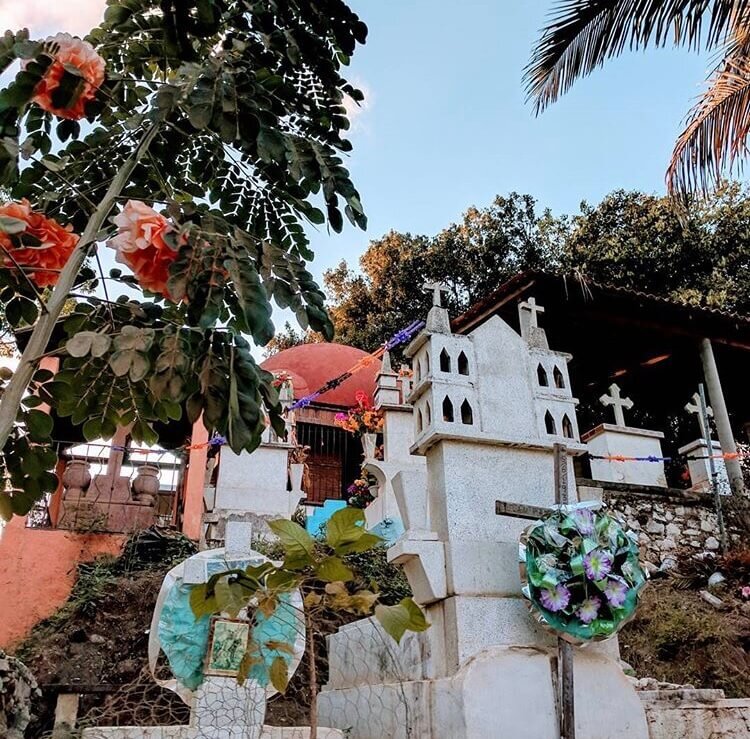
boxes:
[205,617,250,677]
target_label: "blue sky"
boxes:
[1,1,714,285]
[305,0,712,282]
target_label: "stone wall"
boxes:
[600,486,729,571]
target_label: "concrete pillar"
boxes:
[182,417,209,540]
[700,338,745,495]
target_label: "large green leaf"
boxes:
[374,598,430,644]
[268,518,315,569]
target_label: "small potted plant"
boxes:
[334,391,383,459]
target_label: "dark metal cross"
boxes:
[495,443,576,739]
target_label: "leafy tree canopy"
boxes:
[0,0,369,517]
[324,185,750,353]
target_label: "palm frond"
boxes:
[525,0,750,114]
[667,55,750,196]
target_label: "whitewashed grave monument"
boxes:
[583,384,668,488]
[318,293,649,738]
[678,392,730,494]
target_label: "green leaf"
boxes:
[374,598,430,644]
[90,333,112,358]
[316,556,354,583]
[82,418,102,441]
[326,506,366,550]
[268,518,315,569]
[0,215,26,234]
[189,583,218,619]
[25,409,53,441]
[269,655,289,693]
[215,577,249,618]
[334,531,382,556]
[66,331,96,357]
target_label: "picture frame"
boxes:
[204,617,250,677]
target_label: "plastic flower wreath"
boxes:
[519,502,647,643]
[107,200,183,299]
[26,33,105,120]
[0,199,79,287]
[334,391,384,436]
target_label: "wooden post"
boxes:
[553,443,575,739]
[699,384,728,551]
[699,338,744,496]
[181,417,209,541]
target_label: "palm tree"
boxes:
[525,1,750,196]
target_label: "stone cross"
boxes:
[519,296,545,329]
[685,392,713,439]
[423,281,450,308]
[600,383,634,427]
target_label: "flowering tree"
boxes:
[0,1,368,519]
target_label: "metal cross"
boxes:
[599,383,633,427]
[423,282,450,308]
[519,296,545,329]
[685,391,713,439]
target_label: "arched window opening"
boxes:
[425,351,430,375]
[544,410,556,435]
[440,348,451,373]
[425,401,432,426]
[461,399,473,425]
[458,351,469,376]
[562,414,574,439]
[553,366,565,389]
[417,408,423,433]
[537,364,549,387]
[443,396,454,423]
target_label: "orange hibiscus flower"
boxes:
[27,33,105,121]
[0,199,79,288]
[107,200,181,299]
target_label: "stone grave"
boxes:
[583,384,668,488]
[678,392,730,494]
[83,521,341,739]
[317,296,649,738]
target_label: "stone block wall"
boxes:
[601,487,730,570]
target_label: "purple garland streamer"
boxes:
[290,320,425,410]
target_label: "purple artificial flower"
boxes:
[539,584,572,612]
[583,549,614,581]
[603,579,630,608]
[576,596,601,624]
[570,507,595,536]
[334,412,347,422]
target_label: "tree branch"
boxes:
[0,122,162,451]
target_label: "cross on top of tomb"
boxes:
[423,281,450,308]
[685,392,714,439]
[519,296,545,329]
[599,383,634,427]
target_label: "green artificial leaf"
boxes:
[269,655,289,693]
[316,556,354,583]
[374,598,430,644]
[268,518,315,569]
